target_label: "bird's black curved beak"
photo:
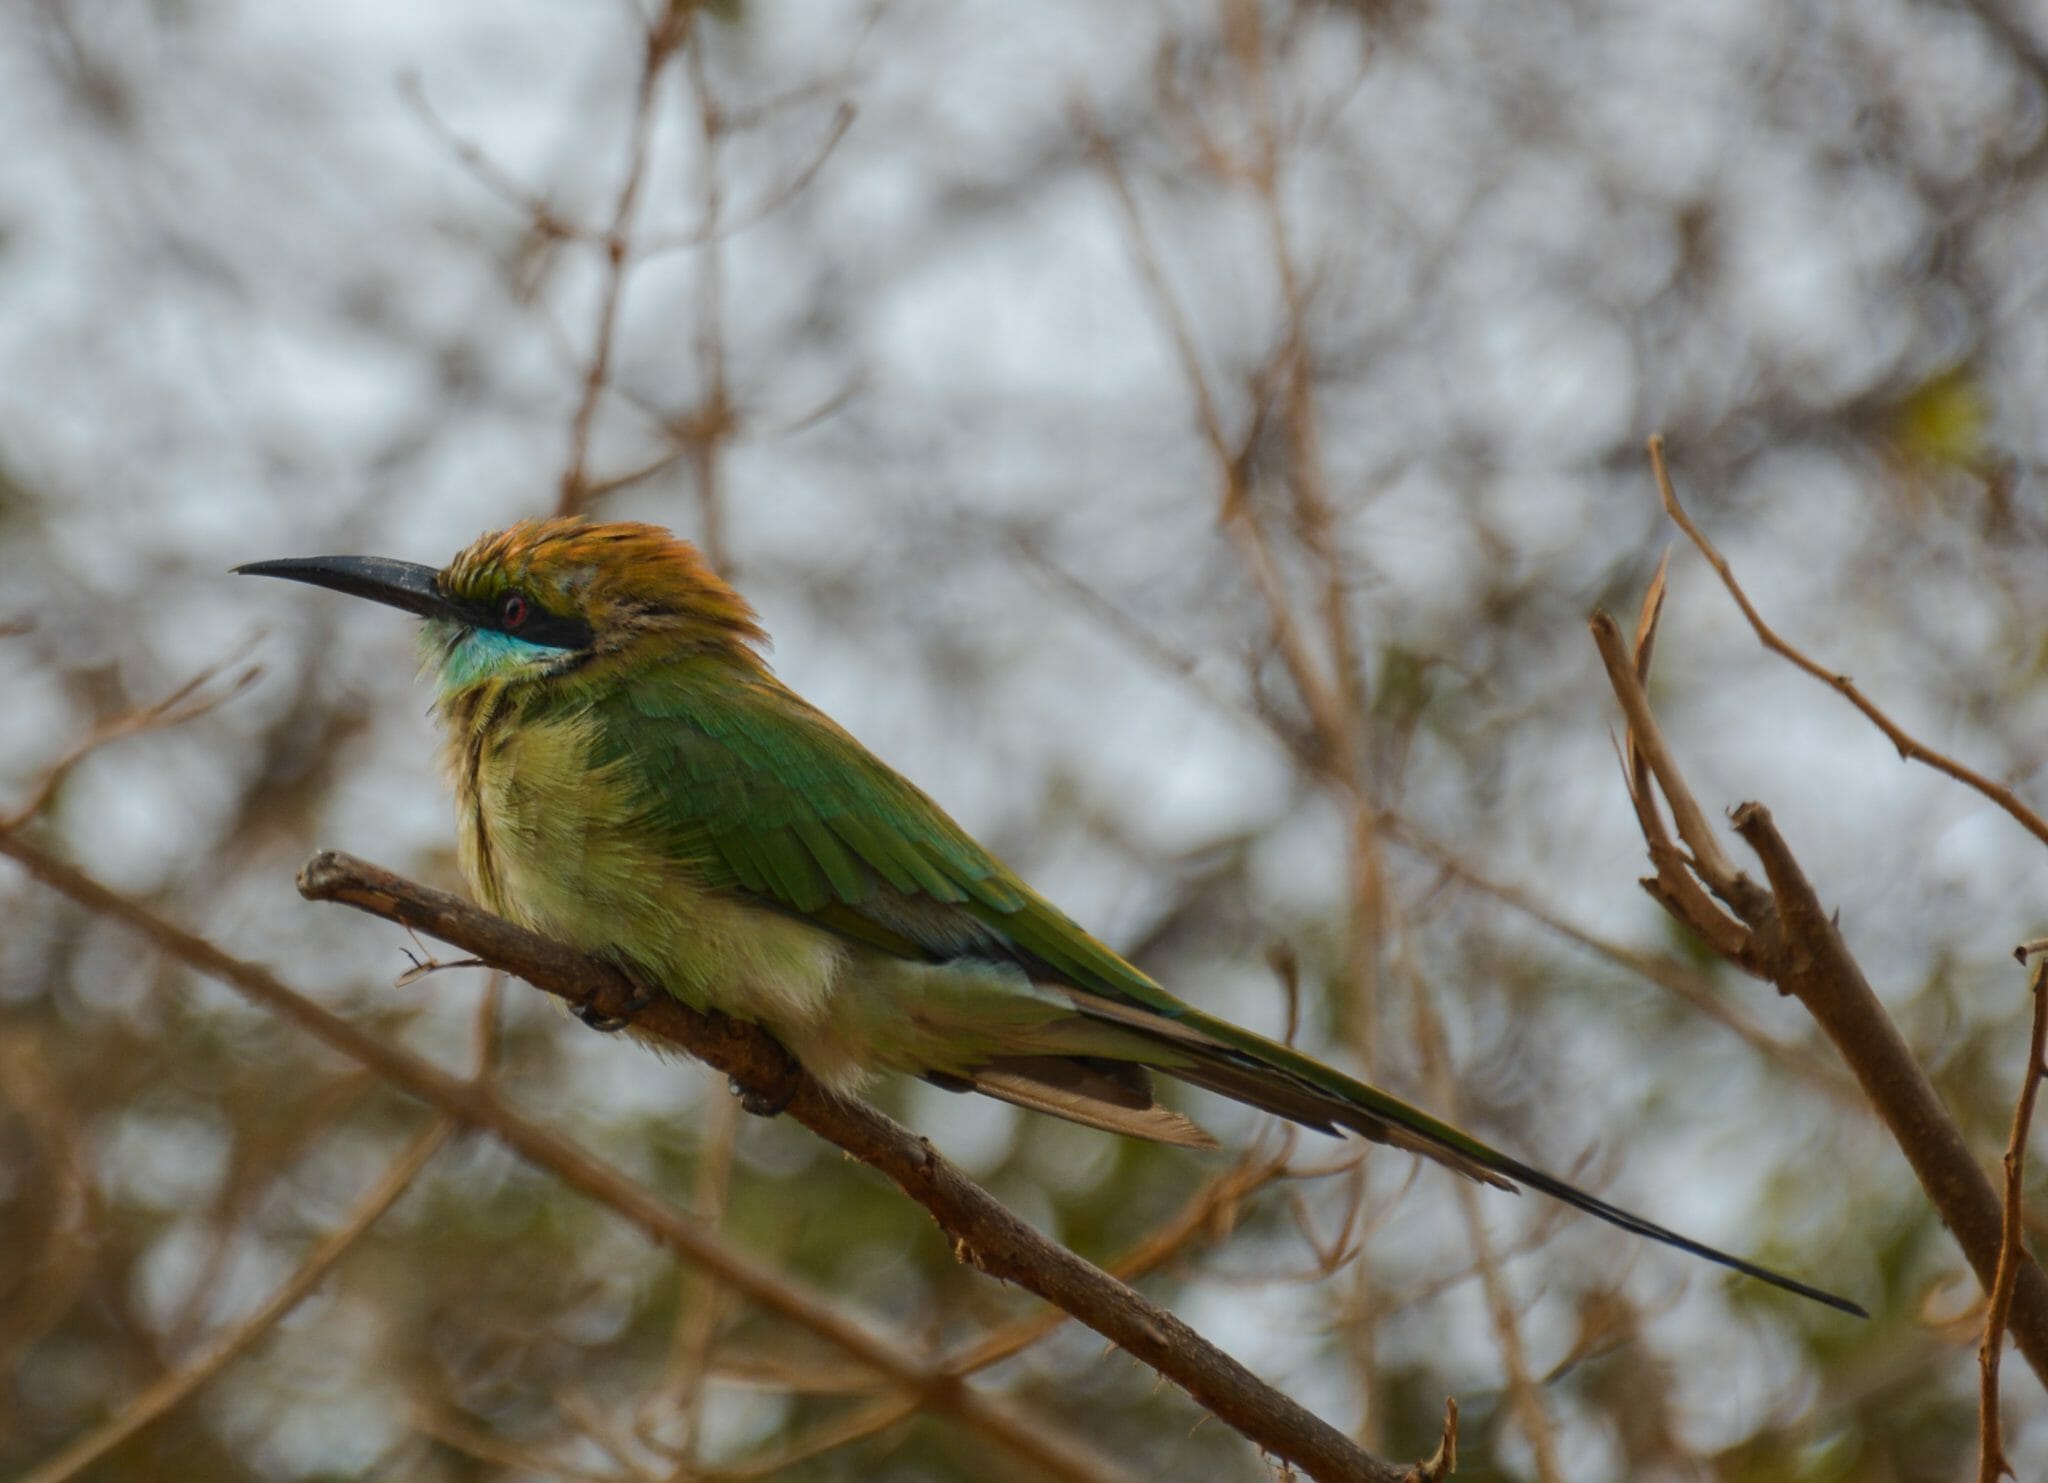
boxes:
[234,555,464,624]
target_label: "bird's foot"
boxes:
[728,1074,795,1119]
[574,970,655,1034]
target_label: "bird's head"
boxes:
[238,517,766,697]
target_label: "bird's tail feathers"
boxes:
[931,1056,1218,1148]
[1053,986,1867,1318]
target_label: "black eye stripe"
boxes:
[502,604,594,650]
[445,585,594,651]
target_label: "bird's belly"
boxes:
[450,712,850,1061]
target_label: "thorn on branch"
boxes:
[1404,1397,1458,1482]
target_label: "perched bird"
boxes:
[240,518,1862,1316]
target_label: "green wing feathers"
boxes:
[592,660,1143,978]
[588,658,1863,1317]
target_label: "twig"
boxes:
[935,1138,1297,1380]
[1978,950,2048,1483]
[703,1135,1301,1480]
[697,1393,918,1481]
[15,1117,456,1483]
[558,4,691,514]
[1588,607,2048,1385]
[400,72,581,244]
[679,32,732,569]
[1403,1398,1457,1483]
[1386,816,1859,1107]
[0,659,260,834]
[0,833,1414,1483]
[1083,90,1398,1437]
[1648,433,2048,852]
[1077,99,1351,763]
[648,1085,741,1463]
[1400,943,1562,1483]
[0,1032,102,1388]
[639,101,856,257]
[410,1405,622,1483]
[1586,612,1745,903]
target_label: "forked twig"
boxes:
[558,4,693,514]
[1592,475,2048,1384]
[1979,948,2048,1483]
[1,659,260,834]
[1403,1398,1458,1483]
[1648,433,2048,852]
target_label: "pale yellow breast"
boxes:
[442,697,850,1053]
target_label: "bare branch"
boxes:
[15,1117,456,1483]
[1648,433,2048,853]
[1387,815,1860,1107]
[1977,950,2048,1482]
[1586,606,2048,1384]
[557,4,691,515]
[0,659,261,834]
[400,72,582,244]
[1586,610,1745,904]
[1733,801,2048,1384]
[289,848,1413,1483]
[1404,1398,1458,1483]
[639,101,857,257]
[1399,942,1561,1483]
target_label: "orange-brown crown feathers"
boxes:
[442,518,766,653]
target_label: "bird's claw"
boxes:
[729,1074,795,1119]
[574,973,655,1034]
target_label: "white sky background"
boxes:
[5,0,2048,1476]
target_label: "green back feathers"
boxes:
[579,653,1166,996]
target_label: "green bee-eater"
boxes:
[240,518,1861,1316]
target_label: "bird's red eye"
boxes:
[498,592,529,629]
